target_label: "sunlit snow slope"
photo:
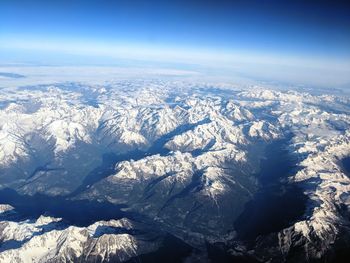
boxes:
[0,77,350,262]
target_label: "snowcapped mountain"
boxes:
[0,215,161,263]
[0,79,349,262]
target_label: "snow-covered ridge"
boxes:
[0,214,159,263]
[0,80,349,262]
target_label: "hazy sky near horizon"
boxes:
[1,0,350,87]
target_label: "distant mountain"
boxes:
[0,72,25,79]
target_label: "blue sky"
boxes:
[1,0,350,86]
